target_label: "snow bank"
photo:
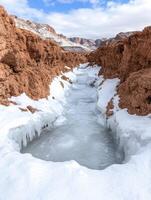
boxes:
[0,66,77,153]
[97,78,120,114]
[96,70,151,160]
[107,103,151,161]
[0,63,151,200]
[95,67,151,198]
[0,64,92,153]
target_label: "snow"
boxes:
[22,67,118,170]
[97,77,120,114]
[107,106,151,161]
[96,73,151,162]
[0,63,151,199]
[14,18,91,52]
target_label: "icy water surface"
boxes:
[22,69,119,170]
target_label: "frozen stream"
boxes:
[22,69,120,170]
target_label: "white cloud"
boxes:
[0,0,46,21]
[0,0,151,39]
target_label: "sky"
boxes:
[0,0,151,39]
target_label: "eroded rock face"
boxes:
[69,37,102,50]
[89,26,151,115]
[118,68,151,115]
[0,6,87,105]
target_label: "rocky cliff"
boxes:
[69,32,134,51]
[69,37,103,50]
[89,27,151,115]
[0,6,87,105]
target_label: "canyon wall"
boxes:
[0,6,87,105]
[89,27,151,115]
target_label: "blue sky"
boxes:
[0,0,150,39]
[29,0,94,12]
[28,0,129,13]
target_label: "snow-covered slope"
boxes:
[13,16,91,52]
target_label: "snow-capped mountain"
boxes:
[12,16,93,52]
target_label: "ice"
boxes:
[1,64,151,199]
[22,70,118,169]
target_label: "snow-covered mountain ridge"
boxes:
[12,16,137,52]
[12,16,93,52]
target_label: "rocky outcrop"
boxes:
[89,26,151,115]
[118,68,151,115]
[98,31,137,48]
[0,6,87,105]
[69,37,103,50]
[69,33,135,51]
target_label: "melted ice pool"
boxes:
[22,70,120,170]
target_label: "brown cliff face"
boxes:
[89,27,151,115]
[118,68,151,115]
[0,6,87,105]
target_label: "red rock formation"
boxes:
[69,37,102,49]
[89,26,151,115]
[118,68,151,115]
[0,6,87,105]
